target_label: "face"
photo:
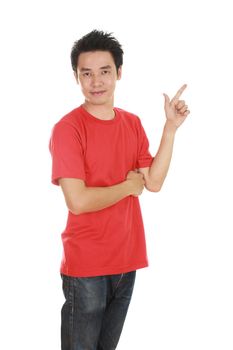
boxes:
[74,51,122,106]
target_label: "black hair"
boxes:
[71,30,123,73]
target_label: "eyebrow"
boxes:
[80,65,112,72]
[100,65,112,70]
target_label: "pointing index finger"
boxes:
[172,84,187,101]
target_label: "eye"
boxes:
[83,72,91,77]
[102,70,110,75]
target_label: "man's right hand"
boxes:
[126,170,145,197]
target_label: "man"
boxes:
[49,29,190,350]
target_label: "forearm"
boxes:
[149,121,177,190]
[77,181,132,214]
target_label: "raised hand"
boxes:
[163,84,190,129]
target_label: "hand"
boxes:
[126,170,145,197]
[163,84,190,130]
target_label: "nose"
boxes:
[91,73,103,87]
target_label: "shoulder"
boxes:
[55,106,83,127]
[115,107,144,132]
[51,106,84,136]
[115,107,141,124]
[49,108,85,153]
[115,107,138,119]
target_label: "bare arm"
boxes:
[138,122,176,192]
[59,171,145,215]
[138,84,190,192]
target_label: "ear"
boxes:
[117,66,122,80]
[73,71,79,84]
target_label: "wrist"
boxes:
[124,179,133,196]
[164,121,178,135]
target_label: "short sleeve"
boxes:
[49,121,86,185]
[136,117,154,168]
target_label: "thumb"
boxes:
[163,93,170,107]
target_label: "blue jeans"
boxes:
[61,271,136,350]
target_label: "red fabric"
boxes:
[49,105,154,277]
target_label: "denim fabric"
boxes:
[61,271,136,350]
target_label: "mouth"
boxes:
[90,90,106,96]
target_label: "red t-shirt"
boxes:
[49,105,154,277]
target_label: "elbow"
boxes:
[67,199,85,216]
[146,181,163,193]
[149,186,161,193]
[69,206,82,215]
[59,178,87,215]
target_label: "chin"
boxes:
[89,97,111,106]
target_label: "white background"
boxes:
[1,0,233,349]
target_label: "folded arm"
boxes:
[59,178,131,215]
[59,170,145,215]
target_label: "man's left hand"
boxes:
[163,84,190,130]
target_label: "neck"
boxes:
[83,99,115,120]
